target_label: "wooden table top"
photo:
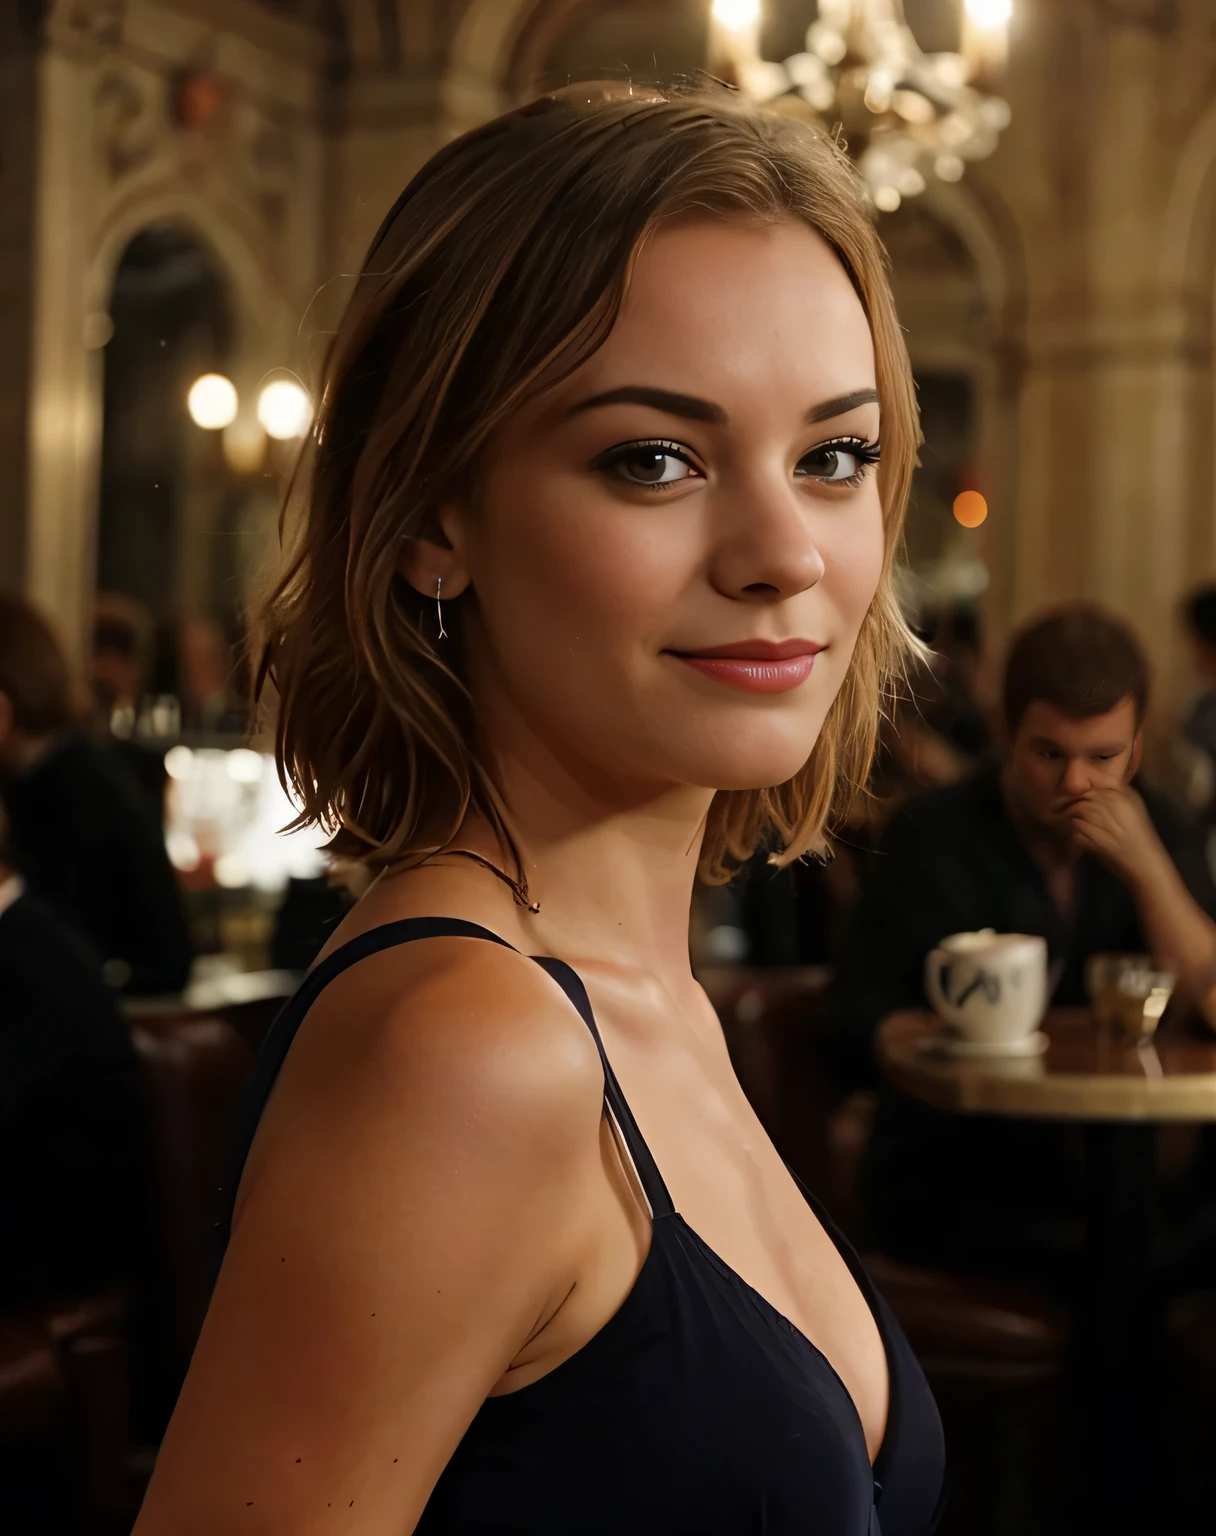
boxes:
[878,1009,1216,1122]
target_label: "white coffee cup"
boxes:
[924,929,1048,1048]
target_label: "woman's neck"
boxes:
[456,755,714,983]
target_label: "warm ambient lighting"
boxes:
[187,373,238,430]
[257,379,313,440]
[964,0,1013,28]
[953,490,989,528]
[711,0,761,32]
[164,745,194,781]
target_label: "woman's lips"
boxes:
[665,640,824,695]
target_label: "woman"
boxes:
[135,82,945,1534]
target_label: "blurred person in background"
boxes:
[914,603,992,762]
[824,603,1216,1279]
[178,615,246,735]
[0,801,150,1305]
[1178,583,1216,827]
[91,589,154,727]
[845,605,993,854]
[91,590,169,820]
[0,592,192,995]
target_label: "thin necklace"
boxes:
[429,848,541,914]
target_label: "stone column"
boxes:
[0,13,41,593]
[1002,0,1216,729]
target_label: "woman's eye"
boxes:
[598,442,700,490]
[798,438,881,484]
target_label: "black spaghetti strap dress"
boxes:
[217,919,947,1535]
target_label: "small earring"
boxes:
[436,577,448,640]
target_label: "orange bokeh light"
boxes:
[953,490,988,528]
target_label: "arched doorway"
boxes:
[96,223,234,628]
[94,223,269,735]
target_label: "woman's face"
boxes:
[438,216,886,799]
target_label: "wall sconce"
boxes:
[256,380,312,440]
[187,373,238,429]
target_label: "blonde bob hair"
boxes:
[256,80,920,885]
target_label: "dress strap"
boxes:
[531,957,675,1220]
[214,919,519,1263]
[215,918,675,1271]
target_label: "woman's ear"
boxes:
[397,502,471,600]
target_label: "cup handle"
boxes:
[925,949,954,1021]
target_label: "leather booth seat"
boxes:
[0,1316,62,1439]
[129,1017,255,1368]
[0,1287,131,1534]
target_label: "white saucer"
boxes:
[918,1031,1050,1060]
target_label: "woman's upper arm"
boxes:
[133,944,603,1535]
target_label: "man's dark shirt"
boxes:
[1,733,192,996]
[0,891,151,1304]
[824,764,1216,1270]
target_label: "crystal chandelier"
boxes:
[709,0,1013,212]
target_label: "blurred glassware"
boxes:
[1086,953,1176,1043]
[163,746,328,893]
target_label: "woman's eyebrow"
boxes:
[562,384,880,426]
[805,388,880,423]
[564,386,725,423]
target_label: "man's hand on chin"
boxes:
[1059,784,1170,889]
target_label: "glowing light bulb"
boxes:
[257,380,312,440]
[953,490,989,528]
[187,373,238,430]
[164,745,195,781]
[964,0,1012,29]
[712,0,761,32]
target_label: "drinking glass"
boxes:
[1086,953,1176,1043]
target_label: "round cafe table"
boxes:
[878,1008,1216,1536]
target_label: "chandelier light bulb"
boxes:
[964,0,1013,29]
[711,0,761,33]
[257,379,312,440]
[187,373,238,430]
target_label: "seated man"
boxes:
[0,593,191,996]
[824,604,1216,1279]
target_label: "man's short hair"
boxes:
[1183,585,1216,648]
[1003,603,1150,734]
[0,592,76,734]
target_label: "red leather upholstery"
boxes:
[130,1018,254,1364]
[0,1291,131,1533]
[0,1316,62,1438]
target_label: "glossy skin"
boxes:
[1003,697,1216,989]
[135,218,890,1534]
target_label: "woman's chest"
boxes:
[587,988,890,1461]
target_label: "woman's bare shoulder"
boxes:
[134,927,607,1533]
[251,926,606,1184]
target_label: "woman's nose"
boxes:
[707,476,826,602]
